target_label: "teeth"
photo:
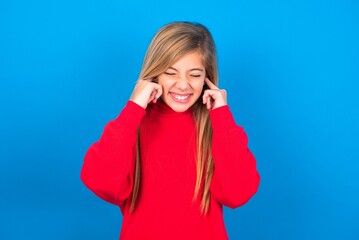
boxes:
[173,94,189,100]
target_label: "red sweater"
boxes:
[81,100,260,239]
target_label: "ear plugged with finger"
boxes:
[204,78,218,90]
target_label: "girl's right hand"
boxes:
[130,79,163,109]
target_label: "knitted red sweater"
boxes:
[81,100,260,239]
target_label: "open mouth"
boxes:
[170,92,192,103]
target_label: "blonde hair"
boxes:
[130,22,218,215]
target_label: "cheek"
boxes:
[192,80,205,95]
[158,75,177,87]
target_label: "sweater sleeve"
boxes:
[209,105,260,209]
[80,101,146,206]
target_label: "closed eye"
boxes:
[164,72,176,76]
[190,75,202,78]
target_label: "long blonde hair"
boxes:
[130,22,218,215]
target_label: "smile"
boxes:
[170,93,192,103]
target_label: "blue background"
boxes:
[1,0,358,239]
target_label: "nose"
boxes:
[175,76,190,90]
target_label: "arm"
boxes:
[80,101,146,206]
[209,106,260,209]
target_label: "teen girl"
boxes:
[81,21,260,239]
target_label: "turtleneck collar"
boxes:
[147,99,194,118]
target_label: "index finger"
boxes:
[205,78,219,90]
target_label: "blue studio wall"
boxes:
[1,0,358,239]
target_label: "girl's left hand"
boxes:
[202,78,227,110]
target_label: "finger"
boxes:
[203,89,220,101]
[148,95,155,104]
[153,89,162,103]
[202,91,209,104]
[148,90,157,103]
[202,93,211,110]
[154,85,163,99]
[207,98,211,110]
[205,78,219,90]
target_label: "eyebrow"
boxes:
[168,66,204,72]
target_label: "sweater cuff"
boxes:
[209,105,238,133]
[114,100,146,132]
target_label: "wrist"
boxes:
[130,97,147,109]
[212,102,227,110]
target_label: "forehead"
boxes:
[170,51,205,70]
